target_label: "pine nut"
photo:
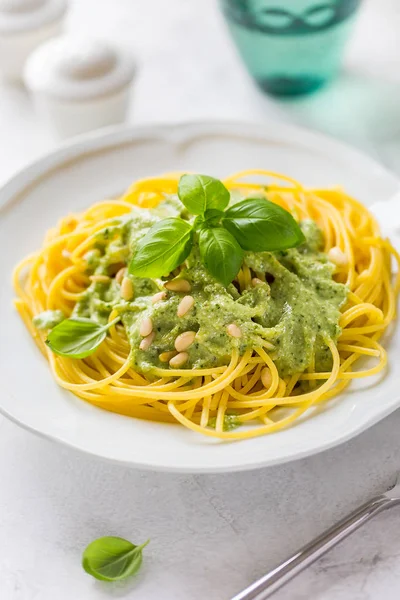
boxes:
[164,279,191,292]
[175,331,196,352]
[261,367,272,389]
[115,267,127,284]
[328,246,348,268]
[152,291,167,304]
[227,323,242,338]
[139,331,155,351]
[251,277,264,287]
[121,276,134,301]
[140,317,153,337]
[169,352,189,367]
[177,295,194,317]
[159,350,177,363]
[90,275,111,284]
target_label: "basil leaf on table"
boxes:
[129,217,193,278]
[178,174,230,215]
[82,536,150,582]
[199,226,244,286]
[46,317,116,358]
[222,198,305,252]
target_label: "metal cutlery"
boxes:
[231,475,400,600]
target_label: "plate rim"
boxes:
[1,119,400,473]
[1,118,399,213]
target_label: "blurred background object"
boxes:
[24,35,135,137]
[0,0,68,81]
[1,0,400,181]
[219,0,362,96]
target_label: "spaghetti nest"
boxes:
[13,170,400,440]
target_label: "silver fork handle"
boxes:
[231,495,400,600]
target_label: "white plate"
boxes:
[0,120,399,473]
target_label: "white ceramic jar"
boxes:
[24,35,136,137]
[0,0,68,81]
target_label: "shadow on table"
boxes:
[252,67,400,154]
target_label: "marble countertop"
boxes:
[1,1,400,599]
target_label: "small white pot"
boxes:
[31,87,132,138]
[0,0,68,81]
[24,35,136,138]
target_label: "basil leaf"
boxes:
[82,536,150,582]
[178,174,230,215]
[222,198,305,252]
[199,226,244,286]
[46,318,108,358]
[129,217,193,278]
[193,215,205,231]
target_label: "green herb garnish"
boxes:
[129,217,193,279]
[82,536,149,582]
[46,316,120,358]
[198,226,244,287]
[129,174,305,285]
[178,174,230,214]
[222,198,304,252]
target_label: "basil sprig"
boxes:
[130,173,305,285]
[46,316,120,358]
[82,536,149,582]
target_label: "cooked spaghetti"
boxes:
[13,170,400,440]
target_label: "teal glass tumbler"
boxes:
[219,0,362,96]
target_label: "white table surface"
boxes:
[1,1,400,599]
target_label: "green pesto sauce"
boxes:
[32,309,65,330]
[72,196,348,377]
[208,414,241,432]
